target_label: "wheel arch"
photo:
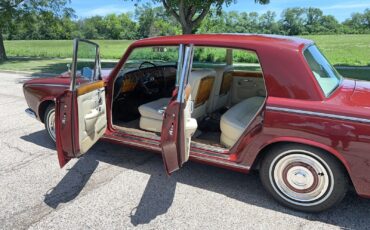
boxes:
[38,99,55,123]
[251,138,353,184]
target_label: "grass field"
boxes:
[3,35,370,66]
[3,40,133,59]
[1,35,369,79]
[304,35,370,66]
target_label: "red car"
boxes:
[23,34,370,212]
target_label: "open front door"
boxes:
[161,45,198,174]
[56,39,107,167]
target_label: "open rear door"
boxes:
[161,45,198,174]
[55,39,107,167]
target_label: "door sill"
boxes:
[110,125,229,156]
[104,126,250,172]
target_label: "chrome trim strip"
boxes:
[190,154,250,171]
[28,84,68,88]
[25,108,37,119]
[266,106,370,124]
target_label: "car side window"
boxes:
[76,42,99,82]
[304,45,341,97]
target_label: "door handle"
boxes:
[62,113,67,125]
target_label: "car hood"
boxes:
[350,80,370,108]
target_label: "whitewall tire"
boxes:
[259,144,348,212]
[44,104,56,143]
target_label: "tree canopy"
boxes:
[0,0,73,60]
[127,0,270,34]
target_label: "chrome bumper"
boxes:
[25,108,37,119]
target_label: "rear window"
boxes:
[303,45,341,97]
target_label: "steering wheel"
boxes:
[139,61,157,70]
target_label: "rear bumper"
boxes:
[25,108,37,119]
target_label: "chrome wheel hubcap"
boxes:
[270,150,333,206]
[47,109,56,141]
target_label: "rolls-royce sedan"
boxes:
[23,34,370,212]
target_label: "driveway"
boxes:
[0,72,369,229]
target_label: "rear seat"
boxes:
[207,66,233,113]
[220,96,265,148]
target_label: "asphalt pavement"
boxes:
[0,72,369,229]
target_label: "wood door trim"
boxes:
[77,80,105,96]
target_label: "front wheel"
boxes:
[44,104,56,143]
[259,144,348,212]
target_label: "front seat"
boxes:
[138,69,216,132]
[138,97,170,133]
[220,96,265,148]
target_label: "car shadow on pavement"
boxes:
[21,130,56,150]
[22,133,370,229]
[44,158,99,209]
[129,172,177,226]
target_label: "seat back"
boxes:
[207,66,234,113]
[188,69,216,119]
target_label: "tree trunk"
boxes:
[181,24,193,34]
[0,33,7,61]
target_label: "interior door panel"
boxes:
[77,82,107,154]
[231,72,265,105]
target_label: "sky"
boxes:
[69,0,370,22]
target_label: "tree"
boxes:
[305,7,323,34]
[280,8,306,35]
[0,0,72,61]
[259,11,279,34]
[127,0,270,34]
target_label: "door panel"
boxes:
[56,39,106,167]
[77,82,107,154]
[56,81,107,167]
[161,45,197,175]
[55,90,75,167]
[231,72,265,104]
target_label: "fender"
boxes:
[255,136,351,173]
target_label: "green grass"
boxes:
[3,40,133,59]
[303,34,370,66]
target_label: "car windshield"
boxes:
[123,46,179,69]
[303,45,342,97]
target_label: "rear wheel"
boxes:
[259,144,348,212]
[44,104,56,143]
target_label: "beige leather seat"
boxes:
[138,69,216,132]
[220,96,265,148]
[138,97,170,132]
[207,66,233,113]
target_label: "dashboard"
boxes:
[114,65,177,99]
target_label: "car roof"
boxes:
[133,34,314,51]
